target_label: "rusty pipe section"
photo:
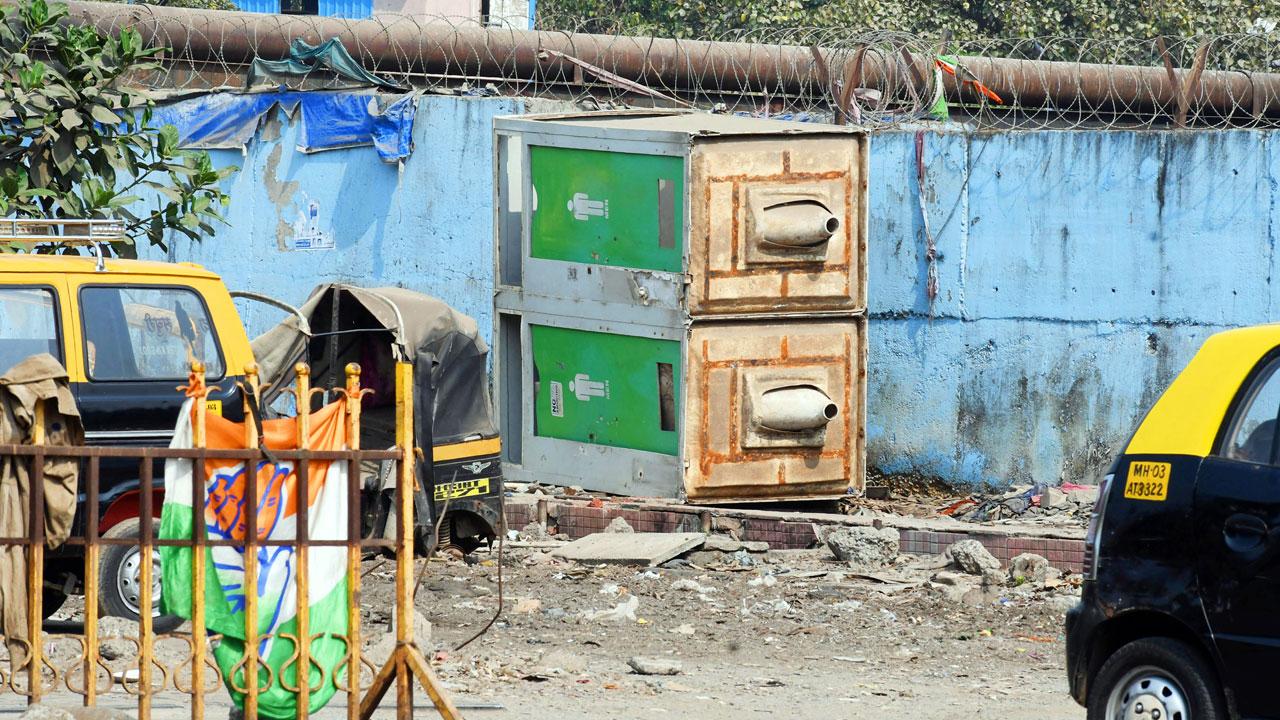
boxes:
[59,0,1280,119]
[756,385,838,433]
[759,201,840,248]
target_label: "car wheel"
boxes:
[1087,637,1225,720]
[99,517,183,634]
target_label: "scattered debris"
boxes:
[946,539,1000,575]
[605,517,635,534]
[582,594,640,623]
[551,532,705,566]
[824,526,900,567]
[1008,553,1051,584]
[628,656,684,676]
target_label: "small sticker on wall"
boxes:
[289,197,334,250]
[550,381,564,417]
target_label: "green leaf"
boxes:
[59,108,82,129]
[107,194,140,208]
[89,104,119,125]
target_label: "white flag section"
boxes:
[159,398,351,718]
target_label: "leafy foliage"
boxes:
[0,0,235,254]
[538,0,1279,43]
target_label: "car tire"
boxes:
[1087,637,1225,720]
[99,517,183,634]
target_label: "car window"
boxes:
[80,286,224,381]
[1224,358,1280,464]
[0,287,60,374]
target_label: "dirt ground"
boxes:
[376,538,1086,719]
[20,528,1085,719]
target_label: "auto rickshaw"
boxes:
[251,284,503,553]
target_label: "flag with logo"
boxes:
[159,398,350,718]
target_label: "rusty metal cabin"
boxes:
[493,110,868,503]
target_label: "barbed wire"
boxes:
[62,1,1280,131]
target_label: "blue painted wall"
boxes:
[867,128,1273,488]
[142,95,522,347]
[140,99,1278,489]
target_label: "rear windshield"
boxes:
[80,285,224,381]
[0,287,60,374]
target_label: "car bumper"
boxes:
[1065,589,1103,705]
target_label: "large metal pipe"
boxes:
[60,0,1280,119]
[756,385,839,433]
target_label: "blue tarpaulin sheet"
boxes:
[152,92,417,161]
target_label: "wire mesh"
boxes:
[62,1,1280,130]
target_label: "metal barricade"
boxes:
[0,361,460,719]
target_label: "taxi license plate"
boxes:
[206,399,223,416]
[435,478,489,501]
[1124,461,1170,501]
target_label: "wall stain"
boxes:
[262,134,299,252]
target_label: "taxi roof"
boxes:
[1128,324,1280,457]
[0,255,220,279]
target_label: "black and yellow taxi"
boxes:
[1067,324,1280,720]
[3,250,505,629]
[1,252,252,629]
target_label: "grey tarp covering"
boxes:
[251,285,496,445]
[0,354,82,670]
[248,38,406,91]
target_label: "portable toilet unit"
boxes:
[493,110,868,503]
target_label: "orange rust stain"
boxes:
[780,337,789,360]
[699,340,713,476]
[708,170,846,183]
[730,181,742,270]
[777,462,786,485]
[709,263,845,279]
[728,369,740,457]
[842,333,853,479]
[782,151,791,174]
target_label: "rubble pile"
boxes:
[942,483,1098,525]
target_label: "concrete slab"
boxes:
[551,532,705,566]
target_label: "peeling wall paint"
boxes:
[140,95,524,347]
[138,100,1278,489]
[868,128,1274,488]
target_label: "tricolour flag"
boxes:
[160,399,351,718]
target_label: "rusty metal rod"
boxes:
[56,0,1280,119]
[192,371,211,720]
[138,458,155,720]
[293,363,312,720]
[83,456,100,707]
[27,400,46,706]
[344,363,364,720]
[243,367,262,719]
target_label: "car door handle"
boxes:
[1224,513,1269,553]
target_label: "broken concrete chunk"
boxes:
[930,570,969,587]
[711,516,744,536]
[519,522,550,541]
[628,656,683,676]
[582,594,640,623]
[671,578,717,594]
[1042,487,1068,509]
[1008,552,1051,584]
[1068,488,1099,505]
[702,534,743,553]
[741,540,770,553]
[824,525,900,568]
[946,539,1000,575]
[552,532,704,566]
[605,517,635,533]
